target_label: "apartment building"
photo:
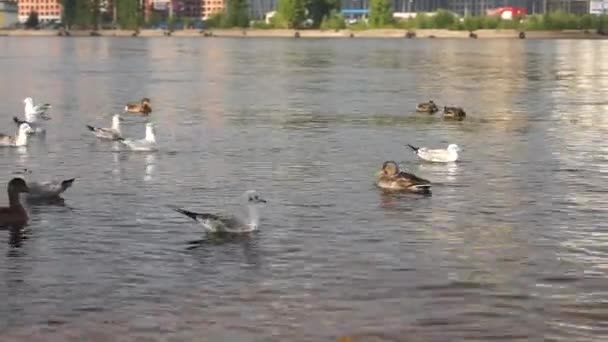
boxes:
[16,0,61,23]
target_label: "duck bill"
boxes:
[256,198,267,204]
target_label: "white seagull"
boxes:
[0,123,33,147]
[118,122,157,151]
[13,169,76,200]
[86,114,123,140]
[174,190,267,234]
[407,143,461,163]
[13,97,52,134]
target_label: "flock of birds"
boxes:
[0,97,268,235]
[375,99,465,194]
[0,97,465,236]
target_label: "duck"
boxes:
[118,122,157,151]
[443,106,466,120]
[124,98,152,116]
[86,114,123,140]
[174,190,267,234]
[0,178,30,228]
[407,143,461,163]
[375,161,431,193]
[0,123,33,147]
[416,100,439,114]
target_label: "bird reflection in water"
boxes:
[186,234,262,269]
[7,225,29,248]
[15,146,29,165]
[418,161,460,182]
[378,190,430,210]
[144,153,156,182]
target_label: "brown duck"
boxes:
[375,161,431,193]
[416,100,439,114]
[0,178,30,228]
[124,98,152,116]
[443,106,466,120]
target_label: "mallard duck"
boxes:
[124,98,152,116]
[443,106,466,120]
[0,178,30,228]
[407,143,461,163]
[174,190,267,234]
[375,161,431,193]
[0,123,33,147]
[118,122,157,151]
[86,114,123,140]
[416,100,439,114]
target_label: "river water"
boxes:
[0,37,607,341]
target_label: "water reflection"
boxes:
[1,38,608,341]
[144,154,156,182]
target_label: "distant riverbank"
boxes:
[1,28,607,39]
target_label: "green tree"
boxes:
[116,0,140,29]
[60,0,77,29]
[306,0,340,28]
[225,0,250,27]
[368,0,392,28]
[74,0,92,28]
[277,0,306,28]
[25,11,39,29]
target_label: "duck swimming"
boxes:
[0,178,29,228]
[0,123,33,147]
[375,161,431,193]
[443,106,466,120]
[416,100,439,114]
[124,98,152,116]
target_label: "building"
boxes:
[0,0,18,28]
[147,0,225,20]
[17,0,61,23]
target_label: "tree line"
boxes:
[59,0,140,29]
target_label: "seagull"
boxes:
[13,169,76,200]
[118,122,157,151]
[375,161,431,193]
[13,97,52,134]
[174,190,267,234]
[12,169,75,200]
[23,97,52,121]
[407,143,461,163]
[0,123,33,147]
[27,178,75,200]
[86,114,123,140]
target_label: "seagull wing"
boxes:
[174,208,242,233]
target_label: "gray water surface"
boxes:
[0,37,607,341]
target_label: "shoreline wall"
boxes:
[0,28,606,39]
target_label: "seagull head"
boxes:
[23,97,33,105]
[447,144,461,153]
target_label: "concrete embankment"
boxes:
[1,28,606,39]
